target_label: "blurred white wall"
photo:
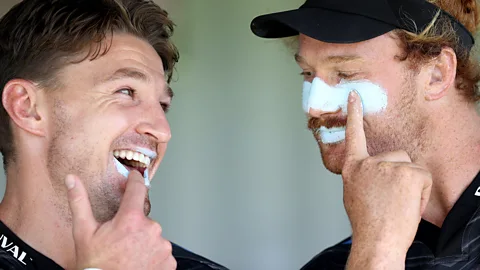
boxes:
[0,1,352,269]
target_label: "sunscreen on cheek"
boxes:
[303,77,388,144]
[303,77,388,114]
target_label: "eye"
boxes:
[160,102,170,113]
[116,88,135,97]
[300,71,314,80]
[337,72,357,80]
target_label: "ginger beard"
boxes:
[308,72,428,174]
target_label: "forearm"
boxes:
[346,241,406,270]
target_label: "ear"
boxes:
[423,47,457,101]
[2,79,46,137]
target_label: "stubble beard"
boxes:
[47,100,151,224]
[317,72,428,175]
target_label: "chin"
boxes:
[318,140,346,175]
[90,172,152,222]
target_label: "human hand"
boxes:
[342,91,432,268]
[65,171,176,270]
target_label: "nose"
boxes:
[308,107,339,118]
[303,77,343,118]
[135,102,171,143]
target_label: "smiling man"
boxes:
[251,0,480,269]
[0,0,226,269]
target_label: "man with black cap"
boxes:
[251,0,480,269]
[0,0,227,269]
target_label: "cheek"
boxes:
[85,106,134,137]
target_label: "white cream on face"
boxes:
[303,77,388,144]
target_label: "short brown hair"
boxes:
[393,0,480,102]
[0,0,180,168]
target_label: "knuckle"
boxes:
[418,168,433,180]
[152,222,163,236]
[170,256,177,269]
[395,165,409,174]
[343,156,355,166]
[341,169,350,180]
[163,239,173,254]
[121,215,144,232]
[161,255,176,270]
[377,160,392,169]
[121,222,136,234]
[395,165,414,177]
[359,157,375,167]
[70,193,86,205]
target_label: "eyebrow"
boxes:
[325,55,363,64]
[294,53,363,64]
[101,67,150,84]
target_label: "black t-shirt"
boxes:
[0,221,228,270]
[301,171,480,270]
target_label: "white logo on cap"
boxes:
[475,187,480,197]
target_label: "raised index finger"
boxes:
[116,170,149,217]
[345,91,369,160]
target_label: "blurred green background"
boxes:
[153,1,350,269]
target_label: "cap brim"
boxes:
[251,8,396,44]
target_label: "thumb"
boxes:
[65,174,97,243]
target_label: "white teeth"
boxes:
[132,152,139,161]
[113,150,153,168]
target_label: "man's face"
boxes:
[45,34,172,222]
[296,33,428,174]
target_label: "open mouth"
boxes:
[113,149,152,176]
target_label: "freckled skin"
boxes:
[304,78,389,144]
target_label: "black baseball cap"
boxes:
[250,0,475,51]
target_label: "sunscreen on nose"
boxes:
[303,77,388,114]
[302,77,388,144]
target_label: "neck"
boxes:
[421,102,480,227]
[0,159,76,269]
